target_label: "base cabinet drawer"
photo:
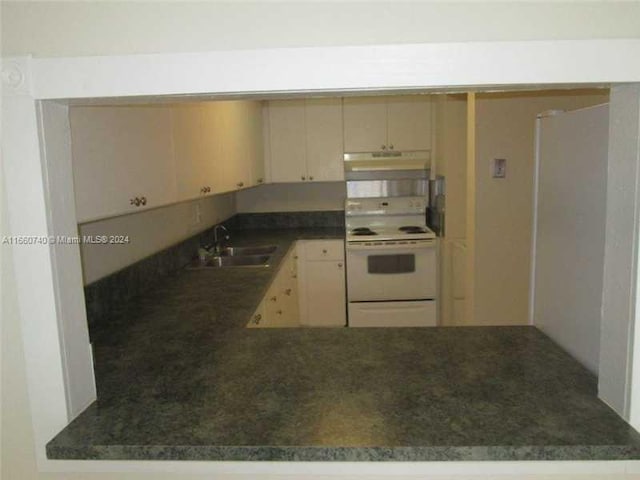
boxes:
[348,300,437,328]
[303,240,345,261]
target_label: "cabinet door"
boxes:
[220,101,251,192]
[70,106,177,223]
[387,96,432,151]
[304,260,346,327]
[172,104,212,201]
[246,101,266,186]
[201,102,227,194]
[269,100,307,183]
[305,98,345,182]
[342,97,387,152]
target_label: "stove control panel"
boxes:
[346,197,428,216]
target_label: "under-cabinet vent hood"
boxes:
[344,150,430,198]
[344,150,431,173]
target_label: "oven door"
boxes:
[346,240,436,302]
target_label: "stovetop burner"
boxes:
[351,227,377,236]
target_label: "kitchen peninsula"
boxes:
[47,225,640,462]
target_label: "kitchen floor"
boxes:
[46,231,640,462]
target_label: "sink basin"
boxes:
[204,254,271,268]
[219,245,277,256]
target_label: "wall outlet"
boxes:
[190,202,202,231]
[492,158,507,178]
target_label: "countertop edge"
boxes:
[46,444,640,462]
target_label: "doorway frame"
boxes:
[3,39,640,476]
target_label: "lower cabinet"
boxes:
[297,239,346,327]
[247,244,299,328]
[247,239,346,328]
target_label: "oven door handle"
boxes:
[346,240,435,252]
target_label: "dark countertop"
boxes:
[47,228,640,462]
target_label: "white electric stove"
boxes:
[345,197,438,327]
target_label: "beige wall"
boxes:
[235,182,345,213]
[473,90,609,326]
[79,193,235,285]
[2,2,640,57]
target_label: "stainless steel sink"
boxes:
[219,245,277,257]
[203,254,271,268]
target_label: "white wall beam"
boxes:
[31,39,640,101]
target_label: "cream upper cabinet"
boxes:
[201,100,264,194]
[343,95,432,152]
[305,98,345,182]
[246,101,266,186]
[269,100,307,183]
[70,106,177,223]
[220,101,251,192]
[342,97,388,152]
[71,100,264,223]
[201,102,227,193]
[268,98,344,183]
[172,104,214,201]
[386,96,432,151]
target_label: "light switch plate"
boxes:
[492,158,506,178]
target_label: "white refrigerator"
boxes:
[531,103,609,375]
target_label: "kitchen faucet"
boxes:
[213,224,230,255]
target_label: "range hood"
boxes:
[344,150,431,173]
[345,150,431,198]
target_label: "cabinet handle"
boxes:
[293,255,298,260]
[237,182,244,188]
[140,196,147,206]
[206,186,211,193]
[257,178,264,184]
[389,144,394,150]
[130,197,141,206]
[292,274,297,279]
[338,263,343,268]
[253,314,262,324]
[301,175,306,181]
[322,249,327,254]
[381,145,386,150]
[284,288,292,296]
[309,176,314,181]
[276,310,283,315]
[270,296,277,302]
